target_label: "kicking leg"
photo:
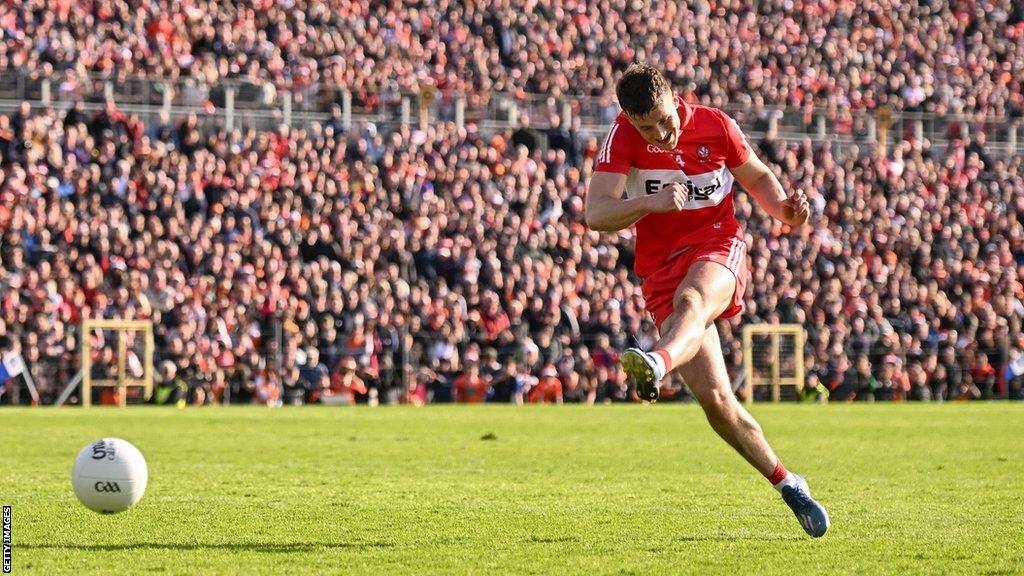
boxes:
[654,261,736,369]
[679,325,830,537]
[623,261,734,401]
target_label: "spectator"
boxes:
[299,348,329,402]
[529,364,563,404]
[324,357,367,405]
[152,361,188,406]
[970,352,997,400]
[453,354,489,403]
[255,367,282,408]
[842,356,878,402]
[488,358,524,405]
[282,366,306,406]
[907,361,932,402]
[874,355,907,401]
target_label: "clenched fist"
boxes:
[781,190,810,226]
[648,182,688,213]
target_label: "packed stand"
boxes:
[2,0,1023,118]
[0,97,1021,406]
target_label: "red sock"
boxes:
[767,460,788,485]
[653,349,672,371]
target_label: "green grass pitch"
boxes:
[2,404,1022,575]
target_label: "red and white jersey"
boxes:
[593,96,751,278]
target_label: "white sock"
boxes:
[773,472,799,492]
[647,350,667,381]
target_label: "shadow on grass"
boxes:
[20,541,394,553]
[671,534,807,542]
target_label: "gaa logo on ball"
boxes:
[72,438,148,514]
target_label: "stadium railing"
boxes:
[0,69,1020,154]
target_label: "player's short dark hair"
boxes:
[616,63,672,117]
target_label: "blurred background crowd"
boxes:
[4,0,1023,115]
[1,0,1022,406]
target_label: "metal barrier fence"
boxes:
[0,69,1021,154]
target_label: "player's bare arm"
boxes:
[729,152,810,227]
[585,172,686,232]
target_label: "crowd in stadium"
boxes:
[2,96,1021,405]
[1,1,1023,405]
[4,0,1023,117]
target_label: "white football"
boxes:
[72,438,148,514]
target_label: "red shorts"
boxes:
[641,234,747,329]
